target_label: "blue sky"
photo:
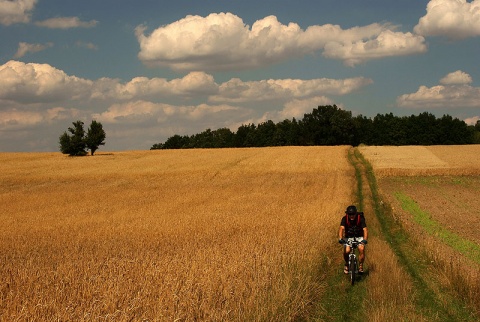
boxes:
[1,0,479,151]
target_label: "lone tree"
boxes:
[59,120,106,156]
[85,120,106,155]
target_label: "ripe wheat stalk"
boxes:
[0,147,353,321]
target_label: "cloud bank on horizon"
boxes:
[0,0,479,151]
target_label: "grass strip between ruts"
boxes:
[394,191,480,264]
[310,148,367,322]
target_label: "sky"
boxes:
[1,0,479,152]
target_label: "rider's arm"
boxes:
[338,225,345,239]
[363,227,368,240]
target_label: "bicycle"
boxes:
[345,237,361,285]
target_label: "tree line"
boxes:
[151,105,480,149]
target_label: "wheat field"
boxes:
[0,147,353,321]
[358,145,480,176]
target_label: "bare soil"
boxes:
[380,176,480,243]
[360,145,480,242]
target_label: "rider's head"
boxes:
[346,205,357,218]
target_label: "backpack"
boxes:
[345,212,364,227]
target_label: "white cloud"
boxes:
[136,13,427,71]
[0,106,81,129]
[13,42,53,58]
[1,60,367,107]
[256,96,336,124]
[91,72,219,100]
[35,16,98,29]
[439,70,473,85]
[0,60,93,103]
[0,0,36,25]
[0,60,371,151]
[464,116,479,125]
[414,0,480,39]
[397,71,480,108]
[90,73,372,104]
[91,100,249,149]
[92,100,241,125]
[92,101,174,124]
[210,77,373,103]
[323,30,427,67]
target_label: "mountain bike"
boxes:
[346,237,361,285]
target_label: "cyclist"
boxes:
[338,205,368,274]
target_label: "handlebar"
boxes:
[347,240,360,248]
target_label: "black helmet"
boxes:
[346,205,357,215]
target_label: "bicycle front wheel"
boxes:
[349,258,356,285]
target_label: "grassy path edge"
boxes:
[307,148,368,321]
[309,147,477,321]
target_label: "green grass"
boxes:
[394,192,480,264]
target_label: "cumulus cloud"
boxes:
[0,106,83,130]
[254,96,335,124]
[0,60,371,151]
[90,72,372,104]
[88,100,251,150]
[136,13,427,71]
[13,42,53,58]
[414,0,480,39]
[464,116,479,125]
[0,0,36,25]
[35,16,98,29]
[92,101,176,124]
[1,60,368,106]
[93,100,242,124]
[209,77,373,103]
[0,61,217,105]
[91,72,219,100]
[91,100,247,147]
[0,60,93,103]
[439,70,473,84]
[397,71,480,108]
[323,30,427,67]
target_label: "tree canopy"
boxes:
[59,120,106,156]
[151,105,479,149]
[85,120,106,155]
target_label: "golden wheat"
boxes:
[1,147,353,321]
[359,145,480,176]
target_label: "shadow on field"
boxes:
[339,267,369,284]
[92,153,115,156]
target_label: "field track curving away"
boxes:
[0,147,354,321]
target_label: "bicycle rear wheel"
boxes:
[349,257,356,285]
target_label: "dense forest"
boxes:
[151,105,480,149]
